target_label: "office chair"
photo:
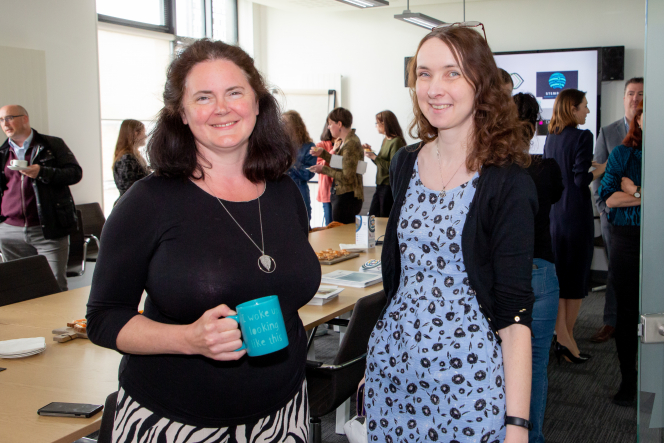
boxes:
[0,255,60,306]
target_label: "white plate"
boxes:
[0,347,46,359]
[0,337,46,355]
[7,165,30,171]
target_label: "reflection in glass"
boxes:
[96,0,165,25]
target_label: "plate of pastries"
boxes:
[316,249,360,265]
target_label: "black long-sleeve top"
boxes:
[86,174,320,427]
[381,144,538,339]
[526,155,564,263]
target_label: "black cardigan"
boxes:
[381,144,538,340]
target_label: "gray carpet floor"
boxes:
[312,291,637,443]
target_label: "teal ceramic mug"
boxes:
[227,295,288,357]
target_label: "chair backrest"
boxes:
[67,210,85,276]
[76,203,105,254]
[307,290,387,418]
[0,255,60,306]
[97,391,118,443]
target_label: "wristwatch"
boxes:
[505,416,533,431]
[634,186,641,199]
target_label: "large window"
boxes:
[96,0,237,42]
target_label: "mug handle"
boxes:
[226,314,247,352]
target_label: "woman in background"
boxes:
[284,110,316,223]
[362,110,406,217]
[599,102,643,406]
[113,119,149,203]
[309,107,363,224]
[366,26,536,443]
[514,92,563,442]
[544,89,605,364]
[314,122,338,226]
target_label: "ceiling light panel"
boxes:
[333,0,389,8]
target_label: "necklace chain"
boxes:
[202,178,274,273]
[435,145,466,198]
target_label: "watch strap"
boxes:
[505,416,533,431]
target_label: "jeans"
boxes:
[322,202,332,226]
[529,258,559,443]
[600,211,617,327]
[294,180,312,222]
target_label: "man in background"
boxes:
[0,105,82,291]
[590,77,644,343]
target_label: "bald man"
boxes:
[0,105,82,291]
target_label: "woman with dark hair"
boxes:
[544,89,605,364]
[113,119,149,203]
[86,40,319,442]
[599,102,643,406]
[314,122,338,226]
[309,107,364,223]
[365,26,537,443]
[515,92,563,442]
[362,110,406,217]
[283,110,316,222]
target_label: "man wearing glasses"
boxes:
[590,77,644,343]
[0,105,82,291]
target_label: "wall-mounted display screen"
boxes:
[494,49,600,154]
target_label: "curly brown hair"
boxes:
[407,27,530,170]
[283,110,313,147]
[623,101,643,149]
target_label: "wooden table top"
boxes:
[0,217,387,443]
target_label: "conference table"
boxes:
[0,218,387,443]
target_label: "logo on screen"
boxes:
[536,71,578,99]
[511,73,524,89]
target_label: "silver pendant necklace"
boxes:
[203,179,275,274]
[435,145,466,199]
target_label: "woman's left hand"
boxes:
[365,151,376,160]
[309,164,324,174]
[621,177,637,194]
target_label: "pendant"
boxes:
[258,254,276,273]
[439,190,446,199]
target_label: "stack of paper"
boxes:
[321,270,383,288]
[0,337,46,359]
[308,285,344,306]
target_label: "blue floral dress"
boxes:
[365,160,506,443]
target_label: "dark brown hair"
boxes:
[147,39,293,182]
[499,68,513,87]
[407,27,530,170]
[113,119,147,170]
[624,77,644,93]
[376,110,404,140]
[328,107,353,128]
[623,101,643,149]
[283,110,313,147]
[319,120,333,142]
[548,89,586,135]
[513,93,540,141]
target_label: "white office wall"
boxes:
[0,0,103,206]
[257,0,645,184]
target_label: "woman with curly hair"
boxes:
[284,110,316,222]
[365,25,537,443]
[87,40,319,442]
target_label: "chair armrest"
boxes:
[84,234,100,249]
[325,318,350,328]
[306,353,367,372]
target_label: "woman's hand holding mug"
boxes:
[184,304,246,361]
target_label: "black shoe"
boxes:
[612,382,637,407]
[579,352,592,359]
[554,342,590,364]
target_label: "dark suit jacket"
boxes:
[592,118,627,214]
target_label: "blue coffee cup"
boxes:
[227,295,289,357]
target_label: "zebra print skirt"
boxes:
[111,381,308,443]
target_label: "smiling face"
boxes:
[572,96,590,126]
[624,82,644,121]
[415,38,476,138]
[181,59,259,157]
[0,105,31,144]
